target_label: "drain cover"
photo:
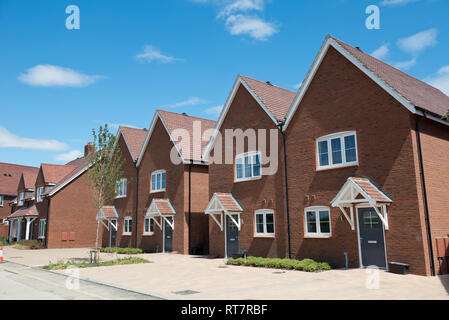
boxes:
[272,271,285,274]
[173,290,200,295]
[218,265,228,268]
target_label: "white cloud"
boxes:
[397,29,438,54]
[136,45,183,63]
[218,0,264,18]
[0,126,69,151]
[393,58,417,70]
[380,0,419,6]
[54,150,83,162]
[371,44,390,60]
[204,105,223,116]
[160,97,207,109]
[426,65,449,96]
[225,15,278,41]
[18,65,104,87]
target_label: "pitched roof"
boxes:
[44,157,88,196]
[41,164,76,184]
[240,75,296,121]
[148,198,176,215]
[329,36,449,117]
[119,126,148,161]
[8,205,38,219]
[22,170,39,190]
[97,206,119,219]
[214,193,243,212]
[0,163,39,196]
[351,177,392,203]
[157,110,216,162]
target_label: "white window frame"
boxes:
[123,217,132,235]
[115,178,127,198]
[234,151,262,182]
[38,219,46,239]
[0,195,3,207]
[36,186,44,202]
[150,170,166,193]
[254,209,275,237]
[304,206,332,238]
[143,217,154,235]
[19,192,24,206]
[316,131,358,170]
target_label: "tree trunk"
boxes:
[94,220,100,263]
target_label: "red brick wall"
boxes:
[413,117,449,275]
[0,195,13,239]
[46,170,103,248]
[285,46,429,274]
[208,84,286,258]
[137,119,187,253]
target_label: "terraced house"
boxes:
[136,110,215,254]
[204,35,449,276]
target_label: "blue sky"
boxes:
[1,0,448,167]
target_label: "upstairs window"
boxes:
[36,187,44,202]
[235,152,261,182]
[115,178,127,198]
[304,207,331,237]
[254,210,275,237]
[18,192,24,206]
[123,217,132,235]
[151,170,166,193]
[316,132,358,170]
[0,195,3,207]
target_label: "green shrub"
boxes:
[226,256,331,272]
[99,247,143,254]
[0,236,7,246]
[43,257,149,270]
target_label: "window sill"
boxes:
[234,176,262,183]
[38,236,45,239]
[253,234,275,238]
[304,235,332,239]
[143,233,154,237]
[122,233,132,236]
[114,195,127,199]
[150,189,166,194]
[316,163,358,172]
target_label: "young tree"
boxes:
[86,124,125,262]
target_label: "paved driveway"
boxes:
[3,247,449,300]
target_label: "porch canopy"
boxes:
[331,177,393,230]
[8,205,38,241]
[204,193,243,231]
[146,199,176,230]
[96,206,119,231]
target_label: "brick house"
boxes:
[0,163,39,241]
[204,36,449,276]
[136,110,215,254]
[100,126,147,248]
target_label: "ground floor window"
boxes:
[304,206,331,237]
[123,217,132,235]
[254,209,275,236]
[144,217,154,235]
[38,219,46,238]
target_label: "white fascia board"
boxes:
[47,163,91,197]
[284,37,418,131]
[202,75,279,161]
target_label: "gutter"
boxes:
[277,121,292,259]
[414,108,436,276]
[134,160,139,248]
[188,160,192,254]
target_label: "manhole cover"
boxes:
[218,265,228,268]
[273,271,285,274]
[173,290,200,295]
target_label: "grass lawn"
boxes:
[99,247,143,254]
[227,256,331,272]
[42,257,149,270]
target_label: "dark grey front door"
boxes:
[226,215,239,257]
[164,217,173,252]
[358,207,386,268]
[110,219,117,247]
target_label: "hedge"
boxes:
[226,256,331,272]
[99,247,143,254]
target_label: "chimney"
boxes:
[84,142,94,158]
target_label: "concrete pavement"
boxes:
[3,247,449,300]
